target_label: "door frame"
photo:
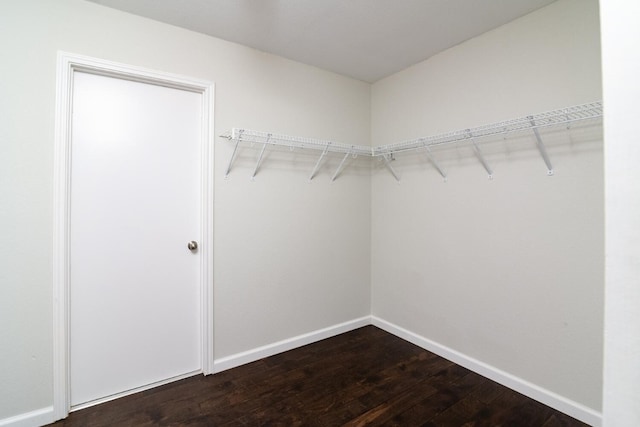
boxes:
[53,52,214,420]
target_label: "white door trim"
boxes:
[53,52,214,421]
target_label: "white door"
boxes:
[69,71,203,407]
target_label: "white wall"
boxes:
[601,0,640,425]
[0,0,611,424]
[0,0,371,420]
[371,0,603,417]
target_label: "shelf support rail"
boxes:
[224,129,244,179]
[528,116,554,176]
[468,131,494,179]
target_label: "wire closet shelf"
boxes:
[222,100,602,181]
[228,128,372,156]
[373,101,603,156]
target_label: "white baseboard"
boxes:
[371,316,602,427]
[7,317,599,427]
[0,407,53,427]
[213,316,371,373]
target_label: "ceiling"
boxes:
[86,0,557,83]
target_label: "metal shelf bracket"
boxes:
[381,152,400,182]
[528,116,554,176]
[224,129,244,179]
[423,143,447,182]
[251,133,271,180]
[331,150,353,182]
[468,131,494,179]
[309,144,330,182]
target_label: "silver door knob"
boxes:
[187,241,198,251]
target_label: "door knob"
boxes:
[187,241,198,251]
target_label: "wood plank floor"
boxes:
[49,326,589,426]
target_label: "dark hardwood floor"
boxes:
[49,326,589,426]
